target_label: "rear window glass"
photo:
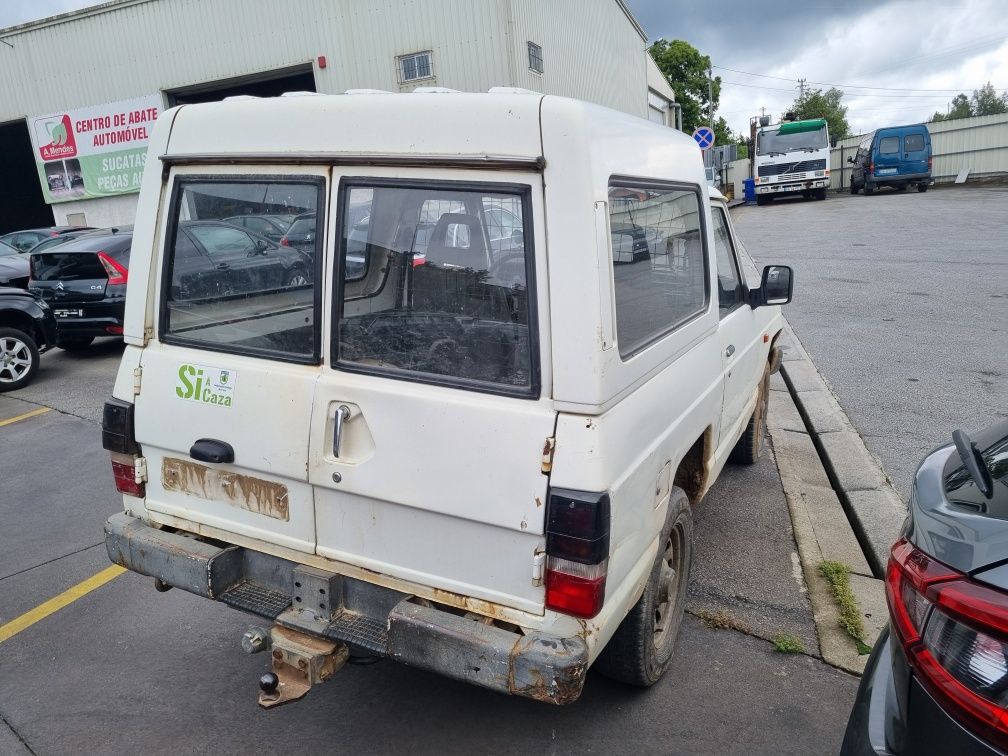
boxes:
[879,136,899,154]
[904,133,925,152]
[336,181,536,396]
[609,182,708,358]
[31,253,106,281]
[161,178,324,363]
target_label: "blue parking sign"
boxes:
[693,127,715,150]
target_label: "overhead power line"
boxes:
[714,65,1002,94]
[720,80,953,98]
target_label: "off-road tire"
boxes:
[0,327,40,392]
[57,336,95,351]
[594,488,693,687]
[917,182,928,193]
[730,366,770,465]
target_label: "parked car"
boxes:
[278,211,316,253]
[26,228,99,254]
[0,225,95,252]
[849,124,932,195]
[0,240,30,288]
[222,214,291,243]
[28,229,132,350]
[102,92,793,708]
[0,286,57,391]
[842,420,1008,756]
[170,220,312,300]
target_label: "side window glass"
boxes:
[711,208,743,317]
[879,136,899,154]
[904,134,925,152]
[162,178,323,362]
[608,182,707,358]
[337,183,536,395]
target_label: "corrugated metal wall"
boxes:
[0,0,653,121]
[829,112,1008,189]
[507,0,648,118]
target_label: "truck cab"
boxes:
[753,117,831,204]
[102,91,792,707]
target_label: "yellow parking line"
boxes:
[0,407,51,427]
[0,565,126,645]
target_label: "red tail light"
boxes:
[110,452,145,497]
[105,325,124,334]
[928,156,933,170]
[102,399,144,497]
[279,237,290,246]
[97,251,128,285]
[869,162,875,175]
[544,490,609,619]
[887,538,1008,750]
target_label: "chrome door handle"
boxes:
[333,405,351,458]
[725,344,735,358]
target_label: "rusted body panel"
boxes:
[162,457,289,521]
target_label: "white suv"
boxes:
[102,91,791,707]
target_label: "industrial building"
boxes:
[0,0,677,231]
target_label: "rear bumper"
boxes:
[870,172,931,186]
[104,513,587,704]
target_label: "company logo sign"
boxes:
[38,114,78,161]
[175,363,236,408]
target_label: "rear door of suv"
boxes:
[133,169,328,554]
[308,170,555,614]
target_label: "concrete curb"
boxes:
[767,375,885,675]
[775,325,907,577]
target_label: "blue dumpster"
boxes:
[743,178,756,203]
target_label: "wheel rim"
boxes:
[288,273,308,286]
[0,336,33,384]
[653,519,687,649]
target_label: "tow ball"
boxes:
[253,625,349,709]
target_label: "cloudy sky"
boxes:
[3,0,1007,136]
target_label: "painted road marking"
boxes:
[0,407,51,428]
[0,565,125,645]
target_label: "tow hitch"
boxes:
[256,625,349,709]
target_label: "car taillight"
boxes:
[869,162,875,174]
[544,489,609,619]
[97,251,128,285]
[279,237,290,246]
[928,156,933,170]
[887,538,1008,750]
[102,399,144,497]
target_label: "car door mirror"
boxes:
[847,156,855,164]
[752,265,793,307]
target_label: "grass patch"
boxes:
[819,560,868,652]
[774,632,805,654]
[694,609,752,634]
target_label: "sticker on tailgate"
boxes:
[175,363,236,408]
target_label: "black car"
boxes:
[0,286,58,391]
[222,214,291,243]
[28,229,132,350]
[0,239,30,288]
[171,221,311,300]
[0,225,95,253]
[279,212,316,253]
[26,229,99,254]
[842,420,1008,755]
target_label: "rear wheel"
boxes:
[285,268,309,287]
[863,181,875,196]
[815,188,827,201]
[917,182,928,193]
[0,328,40,392]
[850,180,859,195]
[57,336,95,351]
[730,365,770,465]
[595,488,693,687]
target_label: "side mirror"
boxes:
[847,156,855,164]
[752,265,793,307]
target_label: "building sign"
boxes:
[28,94,161,204]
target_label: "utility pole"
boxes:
[797,77,807,103]
[708,65,714,131]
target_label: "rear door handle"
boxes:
[190,438,234,464]
[332,405,351,458]
[725,344,735,358]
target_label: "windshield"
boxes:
[757,126,828,156]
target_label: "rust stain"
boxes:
[430,586,512,623]
[535,496,543,508]
[162,457,290,521]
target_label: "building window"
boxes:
[527,42,543,74]
[398,51,433,83]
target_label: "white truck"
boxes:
[752,116,831,205]
[102,90,792,707]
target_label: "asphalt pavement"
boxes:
[0,353,858,754]
[732,186,1008,501]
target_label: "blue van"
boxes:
[849,124,932,195]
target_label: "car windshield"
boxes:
[757,125,828,155]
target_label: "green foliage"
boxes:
[931,83,1008,122]
[819,561,867,650]
[788,87,851,139]
[773,633,805,654]
[648,38,722,138]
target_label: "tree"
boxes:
[648,39,722,138]
[931,93,972,122]
[788,87,851,139]
[972,82,1008,116]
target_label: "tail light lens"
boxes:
[869,162,875,175]
[887,538,1008,749]
[279,237,290,246]
[544,489,609,619]
[97,251,128,285]
[928,156,933,170]
[102,399,144,497]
